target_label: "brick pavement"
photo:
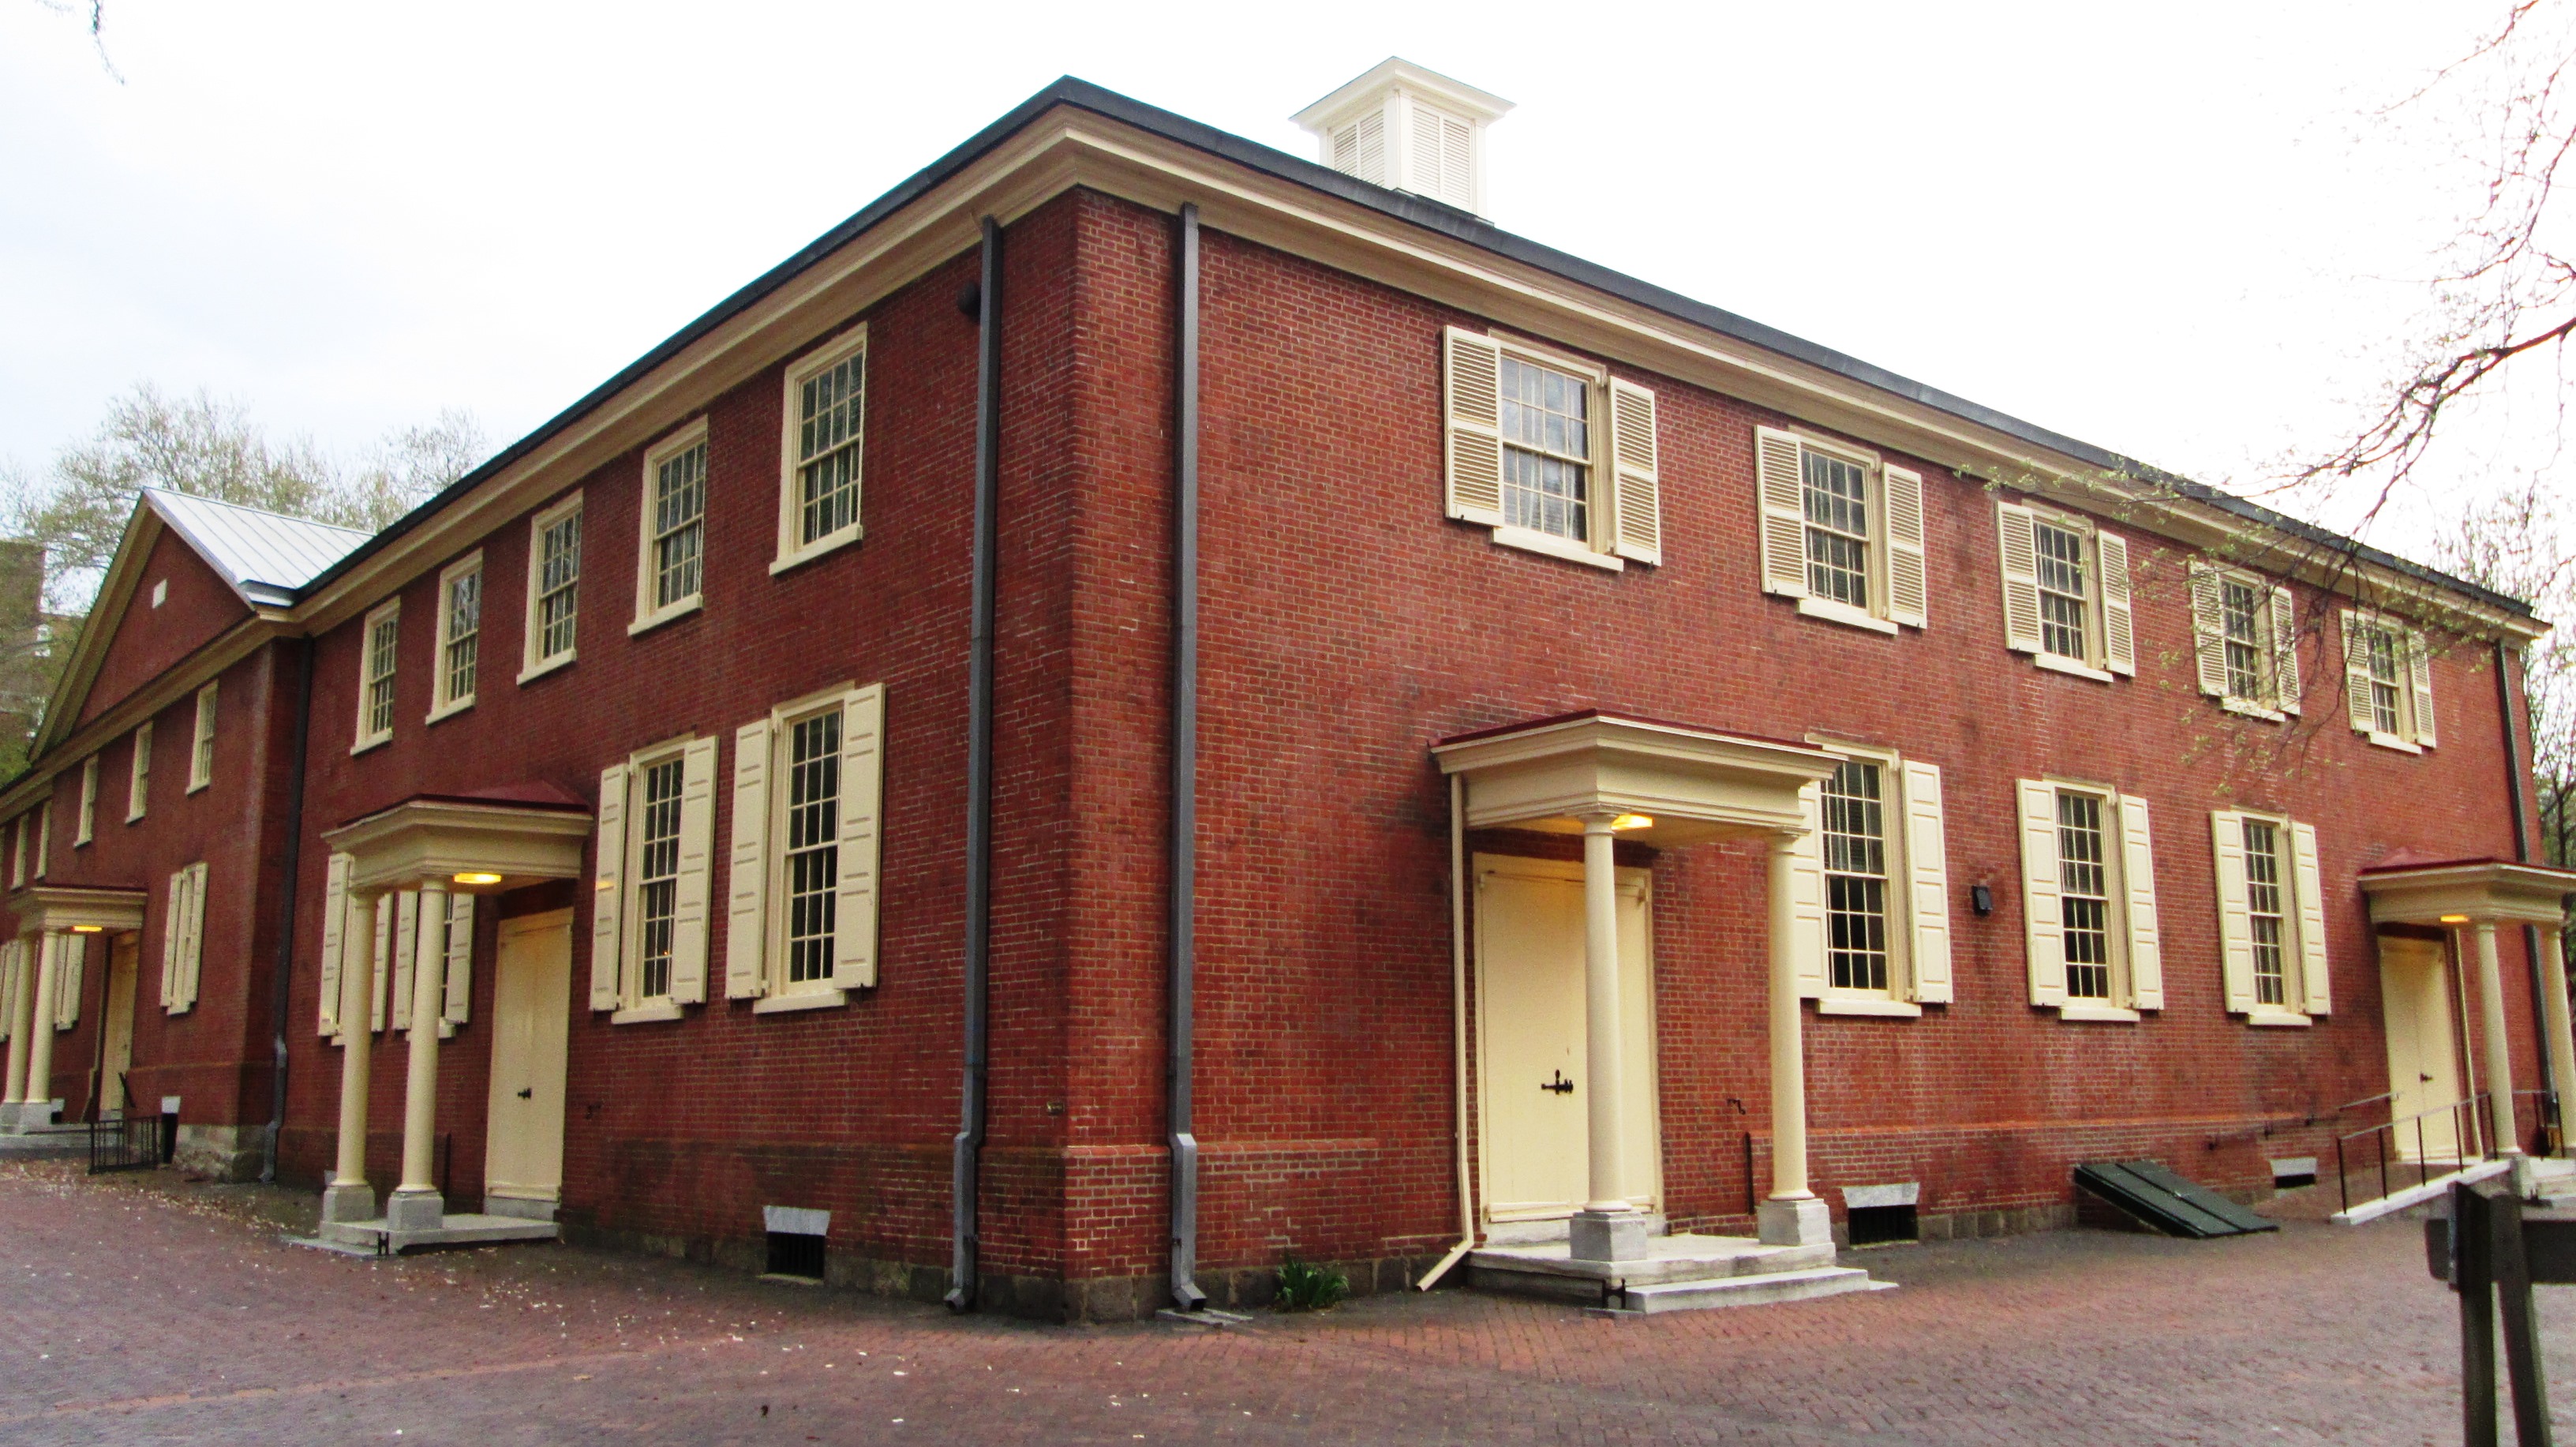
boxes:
[0,1159,2557,1445]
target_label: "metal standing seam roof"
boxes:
[144,488,370,607]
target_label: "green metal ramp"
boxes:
[2074,1160,2279,1238]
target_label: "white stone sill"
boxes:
[610,1000,684,1025]
[753,988,849,1015]
[1490,523,1623,572]
[628,597,704,638]
[2365,730,2427,755]
[516,651,576,686]
[2057,1003,2142,1024]
[2245,1010,2314,1029]
[1817,996,1922,1018]
[1795,596,1899,635]
[769,527,864,577]
[2032,653,2114,684]
[424,695,474,728]
[2221,696,2287,724]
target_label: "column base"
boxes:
[320,1179,378,1224]
[1567,1208,1650,1263]
[1758,1196,1832,1248]
[384,1188,445,1232]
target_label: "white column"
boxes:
[1580,815,1627,1213]
[2540,926,2575,1160]
[2,939,32,1107]
[1759,830,1829,1247]
[389,881,451,1225]
[21,934,58,1124]
[2477,920,2522,1156]
[322,891,380,1224]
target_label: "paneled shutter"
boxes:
[2189,565,2230,697]
[1996,502,2044,654]
[2269,587,2302,714]
[159,872,186,1011]
[2097,531,2136,676]
[1606,380,1662,564]
[35,808,49,879]
[2118,795,2162,1010]
[388,890,418,1032]
[727,719,773,999]
[176,862,206,1013]
[831,687,886,991]
[2016,779,2066,1006]
[57,931,83,1027]
[590,763,627,1011]
[369,899,391,1033]
[2289,821,2331,1014]
[669,736,717,1004]
[1901,760,1953,1003]
[443,892,474,1029]
[2342,615,2376,732]
[1883,467,1929,628]
[1789,782,1827,999]
[2210,812,2256,1013]
[0,939,16,1041]
[2406,629,2438,746]
[318,853,350,1037]
[1441,329,1505,526]
[1755,427,1809,597]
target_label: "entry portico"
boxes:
[1,887,148,1132]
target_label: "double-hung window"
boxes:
[2189,563,2300,717]
[188,681,217,792]
[522,493,582,680]
[776,328,868,571]
[635,424,708,633]
[128,721,152,821]
[2342,612,2437,751]
[587,737,715,1022]
[1440,328,1661,570]
[354,601,399,752]
[430,553,481,721]
[2016,778,2162,1019]
[1997,502,2134,680]
[723,683,887,1010]
[1788,744,1953,1013]
[1754,428,1926,632]
[2210,810,2330,1022]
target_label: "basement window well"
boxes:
[1840,1182,1921,1246]
[762,1205,829,1283]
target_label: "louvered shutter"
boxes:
[1330,121,1357,173]
[2342,615,2376,732]
[2190,566,2230,697]
[2118,795,2162,1010]
[1410,102,1440,197]
[2017,780,2066,1006]
[1355,110,1385,185]
[727,719,773,999]
[57,932,82,1028]
[1883,466,1929,628]
[669,737,717,1004]
[590,763,627,1011]
[2407,629,2438,746]
[2210,812,2256,1013]
[443,892,474,1029]
[1901,760,1952,1003]
[1606,380,1661,564]
[831,688,886,991]
[1996,502,2044,654]
[318,853,350,1037]
[2097,531,2136,676]
[1789,782,1827,999]
[2289,821,2331,1014]
[1441,329,1505,526]
[388,890,418,1032]
[1755,427,1809,597]
[159,872,185,1011]
[369,898,391,1033]
[2270,587,2301,714]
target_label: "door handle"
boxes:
[517,1088,533,1100]
[1541,1070,1574,1096]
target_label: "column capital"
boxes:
[1578,812,1621,836]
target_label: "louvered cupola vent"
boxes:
[1292,58,1512,217]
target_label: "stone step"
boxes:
[1615,1265,1892,1315]
[313,1213,560,1255]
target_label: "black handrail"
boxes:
[2336,1093,2495,1216]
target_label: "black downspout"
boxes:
[2499,641,2555,1138]
[1167,203,1207,1313]
[261,638,316,1183]
[947,216,1002,1312]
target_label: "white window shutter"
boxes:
[1901,760,1952,1003]
[1606,380,1661,565]
[1755,427,1809,598]
[35,808,48,880]
[1355,109,1385,185]
[159,872,185,1011]
[2290,821,2331,1014]
[2016,779,2066,1006]
[388,890,418,1031]
[0,940,16,1042]
[1789,783,1827,999]
[831,687,886,991]
[2210,812,2256,1013]
[1441,329,1505,526]
[727,719,773,999]
[57,932,82,1027]
[2096,531,2136,677]
[443,891,474,1028]
[2342,615,2376,733]
[1883,466,1929,628]
[318,853,350,1038]
[1996,502,2044,654]
[2189,565,2230,698]
[590,763,627,1011]
[178,862,206,1013]
[2407,629,2438,746]
[369,898,391,1033]
[2266,586,2301,714]
[2117,795,2162,1010]
[669,736,717,1004]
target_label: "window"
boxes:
[2016,778,2162,1018]
[2211,811,2329,1022]
[1998,502,2134,679]
[776,328,867,569]
[723,684,887,1008]
[1821,760,1889,992]
[1440,328,1661,569]
[1755,427,1925,632]
[635,425,707,632]
[587,737,717,1019]
[2190,564,2299,717]
[354,601,399,752]
[635,755,685,1001]
[76,757,96,846]
[430,554,481,719]
[1788,747,1953,1011]
[2221,581,2264,699]
[127,721,152,822]
[189,680,218,792]
[781,709,841,988]
[2343,613,2436,750]
[522,493,582,679]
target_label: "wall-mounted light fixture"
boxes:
[1970,884,1994,917]
[452,872,503,887]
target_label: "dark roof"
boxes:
[302,77,2536,620]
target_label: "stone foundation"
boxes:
[174,1123,262,1183]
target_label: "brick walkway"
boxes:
[0,1160,2559,1445]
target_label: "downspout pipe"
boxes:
[947,216,1002,1312]
[2498,640,2555,1133]
[261,638,316,1183]
[1167,203,1208,1313]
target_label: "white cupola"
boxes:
[1291,58,1513,216]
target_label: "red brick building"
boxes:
[1,63,2566,1318]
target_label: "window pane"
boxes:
[2035,522,2088,661]
[2221,579,2266,701]
[653,443,706,609]
[1802,452,1870,607]
[2364,626,2403,734]
[636,758,685,1001]
[1821,760,1889,992]
[796,354,864,545]
[1497,356,1590,542]
[2243,819,2288,1007]
[537,510,582,660]
[444,570,480,703]
[2056,791,2112,1000]
[782,710,842,984]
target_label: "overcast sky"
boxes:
[0,1,2550,564]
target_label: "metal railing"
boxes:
[87,1110,173,1175]
[2336,1093,2496,1216]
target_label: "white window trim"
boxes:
[2217,807,2326,1022]
[75,757,96,847]
[2345,609,2433,752]
[2032,653,2115,684]
[614,740,691,1018]
[2026,508,2112,679]
[1477,337,1627,573]
[1783,433,1892,634]
[353,599,400,755]
[427,552,485,725]
[2023,774,2156,1022]
[773,327,869,575]
[1797,595,1900,636]
[1806,738,1917,1014]
[762,688,853,1008]
[519,491,583,684]
[634,420,712,636]
[187,680,218,793]
[127,721,152,822]
[2195,562,2292,721]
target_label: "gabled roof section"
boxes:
[143,489,368,608]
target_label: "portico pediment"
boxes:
[15,885,148,936]
[1432,710,1841,846]
[2360,857,2576,928]
[324,792,591,894]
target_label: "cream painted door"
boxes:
[99,935,137,1115]
[2381,937,2464,1163]
[1474,855,1659,1223]
[485,911,571,1205]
